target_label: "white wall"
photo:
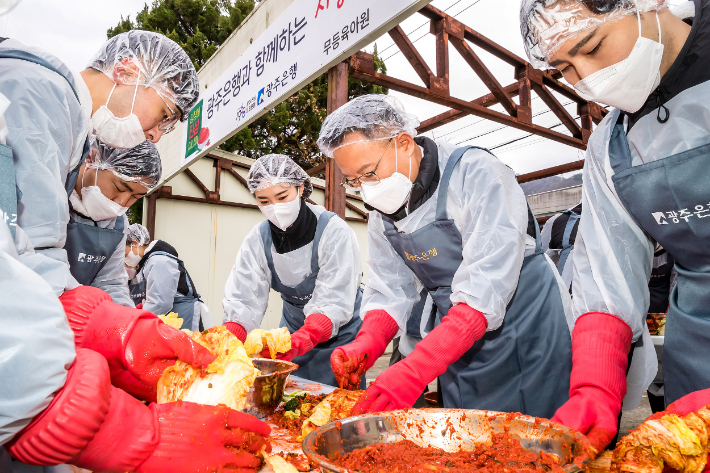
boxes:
[147,150,370,330]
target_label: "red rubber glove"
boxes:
[135,302,143,309]
[551,312,632,452]
[277,313,332,362]
[225,321,248,343]
[331,310,400,390]
[60,286,216,402]
[8,348,271,473]
[352,303,487,415]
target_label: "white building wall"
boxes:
[146,151,370,330]
[526,185,583,217]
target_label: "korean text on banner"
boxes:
[180,0,430,166]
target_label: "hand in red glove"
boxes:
[648,389,710,420]
[135,302,143,310]
[551,312,632,452]
[60,286,216,402]
[351,303,487,415]
[331,310,400,390]
[8,349,271,473]
[225,321,247,343]
[276,313,332,362]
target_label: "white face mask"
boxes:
[91,78,146,149]
[260,189,302,231]
[125,245,142,268]
[573,11,664,113]
[80,167,130,221]
[360,140,413,215]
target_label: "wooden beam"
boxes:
[449,36,517,117]
[348,61,587,150]
[325,62,348,218]
[346,201,368,218]
[146,192,158,239]
[516,160,585,184]
[158,191,260,210]
[306,162,326,176]
[184,168,209,196]
[225,166,250,190]
[388,25,432,88]
[531,82,582,139]
[345,217,368,223]
[432,18,450,96]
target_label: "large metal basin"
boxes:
[243,358,298,417]
[302,409,596,473]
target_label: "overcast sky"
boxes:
[0,0,686,174]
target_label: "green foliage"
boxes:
[110,1,388,171]
[108,0,256,70]
[127,196,144,225]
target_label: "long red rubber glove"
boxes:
[352,303,487,415]
[60,286,216,403]
[7,349,271,473]
[225,321,248,343]
[331,310,400,390]
[276,313,332,361]
[551,312,632,452]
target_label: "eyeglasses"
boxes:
[157,94,180,134]
[340,139,392,189]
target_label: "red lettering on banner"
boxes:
[315,0,345,18]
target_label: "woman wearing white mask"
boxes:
[318,94,574,418]
[65,137,160,307]
[222,154,365,388]
[520,0,706,451]
[124,223,212,331]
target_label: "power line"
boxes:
[379,0,466,55]
[437,96,545,139]
[489,116,580,151]
[383,0,487,61]
[451,102,575,145]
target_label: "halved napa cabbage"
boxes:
[157,311,183,329]
[157,326,259,410]
[244,327,291,359]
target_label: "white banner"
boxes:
[181,0,430,166]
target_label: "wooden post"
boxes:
[325,62,348,218]
[146,192,158,240]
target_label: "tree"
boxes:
[111,0,387,220]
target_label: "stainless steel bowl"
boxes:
[243,358,298,417]
[302,409,596,473]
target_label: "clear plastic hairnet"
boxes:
[521,0,669,69]
[317,94,420,158]
[247,154,313,199]
[86,136,162,189]
[126,223,151,246]
[87,30,199,119]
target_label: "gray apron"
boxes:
[259,211,365,388]
[0,45,91,473]
[128,251,202,331]
[557,210,580,275]
[0,48,87,243]
[609,112,710,405]
[382,146,572,418]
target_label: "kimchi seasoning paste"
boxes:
[333,433,566,473]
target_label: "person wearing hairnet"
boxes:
[64,137,161,308]
[318,94,574,417]
[1,30,198,295]
[222,154,365,388]
[0,30,271,472]
[541,202,582,291]
[125,223,213,331]
[520,0,707,450]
